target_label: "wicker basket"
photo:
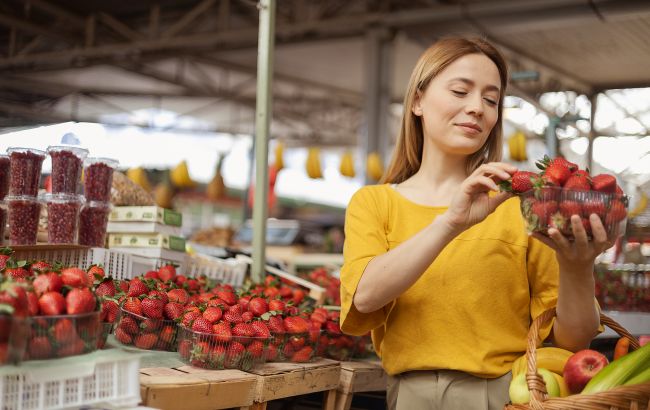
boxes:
[505,307,650,410]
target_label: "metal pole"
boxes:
[587,93,598,171]
[251,0,275,283]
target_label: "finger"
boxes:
[466,176,500,192]
[488,191,513,211]
[473,164,513,182]
[484,162,518,174]
[590,214,608,246]
[570,215,589,253]
[548,226,571,251]
[531,232,558,250]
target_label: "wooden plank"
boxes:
[338,360,386,394]
[140,366,258,410]
[249,359,341,403]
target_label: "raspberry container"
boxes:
[78,201,111,247]
[47,145,88,194]
[114,307,178,351]
[519,187,629,240]
[0,201,6,245]
[268,330,320,363]
[44,193,83,244]
[177,325,270,371]
[0,154,10,199]
[7,147,46,197]
[6,195,42,245]
[23,311,101,361]
[83,157,118,202]
[0,314,30,365]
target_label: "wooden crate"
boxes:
[336,360,387,410]
[244,358,341,410]
[140,366,258,410]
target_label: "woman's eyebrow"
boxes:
[448,77,500,93]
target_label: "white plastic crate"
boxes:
[186,253,248,287]
[0,349,141,410]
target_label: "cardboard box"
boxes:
[107,221,182,236]
[108,233,186,252]
[109,206,182,227]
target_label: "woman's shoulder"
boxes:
[350,183,394,202]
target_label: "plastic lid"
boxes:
[82,200,112,210]
[4,195,42,203]
[41,193,85,203]
[7,147,46,158]
[84,157,119,169]
[47,145,89,158]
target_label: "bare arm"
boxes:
[353,162,517,313]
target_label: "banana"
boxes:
[306,147,322,179]
[511,347,573,377]
[274,142,285,170]
[551,372,570,397]
[340,151,355,178]
[628,190,648,218]
[508,131,527,162]
[126,167,152,191]
[367,152,384,182]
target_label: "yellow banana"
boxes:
[508,131,527,162]
[628,190,648,218]
[126,167,152,191]
[367,152,384,182]
[306,148,322,179]
[340,151,355,178]
[550,372,570,397]
[511,347,573,377]
[274,142,285,170]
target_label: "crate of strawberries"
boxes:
[500,156,629,240]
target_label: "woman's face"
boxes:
[413,53,501,157]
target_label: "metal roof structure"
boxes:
[0,0,649,147]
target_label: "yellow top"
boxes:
[340,184,560,378]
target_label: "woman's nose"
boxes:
[465,93,484,116]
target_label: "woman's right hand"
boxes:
[441,162,517,233]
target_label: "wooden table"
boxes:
[335,360,387,410]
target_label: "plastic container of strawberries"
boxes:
[23,311,101,361]
[113,307,178,351]
[177,325,270,371]
[97,321,114,349]
[0,314,30,365]
[519,187,629,240]
[268,330,321,363]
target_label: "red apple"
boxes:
[563,349,609,394]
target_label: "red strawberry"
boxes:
[141,296,164,319]
[167,288,189,305]
[57,337,85,357]
[248,297,268,317]
[114,327,133,344]
[87,265,105,284]
[117,280,129,294]
[66,287,96,314]
[232,323,256,339]
[563,174,591,191]
[29,261,51,275]
[181,310,201,328]
[119,316,139,334]
[559,200,582,218]
[102,299,119,323]
[266,343,278,361]
[61,267,90,288]
[583,200,606,219]
[144,270,159,280]
[605,200,627,224]
[52,319,77,344]
[225,341,245,368]
[26,291,39,316]
[247,340,265,358]
[203,307,223,324]
[325,321,342,335]
[178,339,192,359]
[212,321,233,343]
[148,289,169,304]
[536,156,576,186]
[0,248,13,270]
[223,307,243,324]
[292,289,305,305]
[284,316,310,334]
[159,325,176,344]
[591,174,617,193]
[268,299,285,313]
[95,279,116,298]
[289,335,306,350]
[164,302,185,320]
[251,321,271,339]
[191,317,213,334]
[548,212,569,235]
[127,278,149,297]
[29,336,53,359]
[267,316,285,334]
[214,290,237,306]
[241,311,254,322]
[158,265,176,282]
[122,297,143,316]
[507,171,538,193]
[291,346,314,363]
[38,291,66,315]
[4,265,29,280]
[134,333,158,349]
[532,201,558,222]
[310,308,328,325]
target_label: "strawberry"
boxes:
[95,278,117,298]
[232,323,256,339]
[185,279,200,292]
[241,311,254,322]
[158,265,176,282]
[114,327,133,344]
[164,302,184,320]
[225,341,245,368]
[4,265,29,280]
[144,270,160,280]
[141,296,164,319]
[265,343,278,361]
[52,319,77,344]
[28,336,53,359]
[159,325,176,344]
[203,306,223,324]
[563,173,591,191]
[289,335,306,350]
[559,200,582,218]
[118,316,139,334]
[268,299,285,313]
[548,212,569,235]
[531,200,558,223]
[0,248,13,270]
[291,346,314,363]
[66,287,96,314]
[148,289,169,304]
[591,174,617,193]
[117,280,129,294]
[212,321,233,343]
[179,339,192,359]
[502,171,538,193]
[214,290,237,306]
[284,316,310,334]
[223,308,243,324]
[191,317,213,334]
[605,200,627,224]
[29,261,51,275]
[141,317,161,332]
[310,308,328,325]
[535,156,576,186]
[167,288,189,305]
[134,333,158,349]
[38,291,66,315]
[247,340,265,359]
[57,338,85,357]
[266,316,285,334]
[238,296,251,309]
[325,321,342,335]
[26,291,39,316]
[583,199,606,219]
[248,297,268,317]
[122,297,143,316]
[87,265,105,284]
[251,321,271,339]
[61,267,90,288]
[127,278,149,297]
[279,286,293,299]
[181,311,201,328]
[292,289,305,305]
[102,299,119,323]
[32,272,62,297]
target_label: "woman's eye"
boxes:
[451,90,467,96]
[484,98,498,106]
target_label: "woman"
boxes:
[340,37,610,409]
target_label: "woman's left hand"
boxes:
[532,213,616,272]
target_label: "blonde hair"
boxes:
[382,37,508,184]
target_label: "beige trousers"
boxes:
[386,370,512,410]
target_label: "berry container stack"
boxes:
[79,158,118,247]
[0,154,9,244]
[6,148,46,245]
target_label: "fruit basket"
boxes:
[504,307,650,409]
[23,311,101,360]
[114,307,178,351]
[177,325,271,371]
[520,187,629,240]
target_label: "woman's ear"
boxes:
[412,90,423,116]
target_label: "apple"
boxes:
[639,335,650,347]
[563,349,609,394]
[509,368,560,404]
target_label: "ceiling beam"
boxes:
[27,0,85,29]
[0,12,76,44]
[161,0,217,38]
[97,12,145,41]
